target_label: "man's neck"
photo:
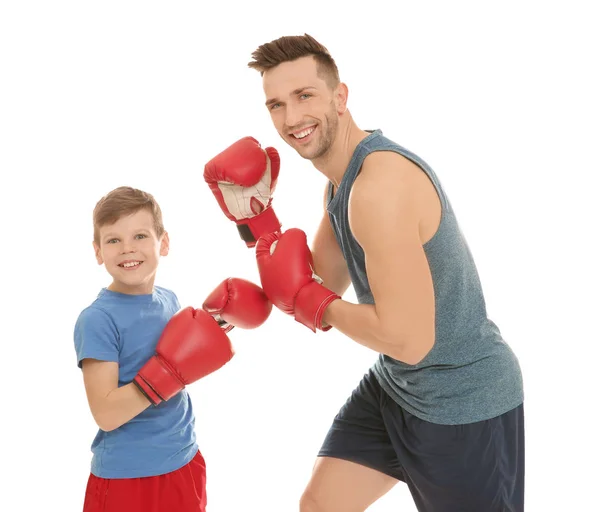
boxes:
[311,113,371,187]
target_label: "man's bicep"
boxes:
[349,162,436,362]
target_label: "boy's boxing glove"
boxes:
[202,277,272,332]
[134,277,273,405]
[133,307,234,406]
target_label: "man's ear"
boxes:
[93,241,103,265]
[334,82,349,115]
[160,231,170,257]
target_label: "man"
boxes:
[205,34,525,511]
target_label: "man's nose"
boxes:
[285,103,304,129]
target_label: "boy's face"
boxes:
[93,208,169,295]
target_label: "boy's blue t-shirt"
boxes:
[74,286,199,479]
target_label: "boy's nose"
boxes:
[121,242,136,253]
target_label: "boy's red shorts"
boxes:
[83,450,207,512]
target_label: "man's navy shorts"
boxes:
[318,369,525,511]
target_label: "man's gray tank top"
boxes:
[327,130,523,425]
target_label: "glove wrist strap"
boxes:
[236,207,281,248]
[295,281,340,332]
[134,356,184,405]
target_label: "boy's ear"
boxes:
[93,241,103,265]
[160,231,170,257]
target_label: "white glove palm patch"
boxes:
[217,159,273,220]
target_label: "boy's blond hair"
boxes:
[93,186,165,244]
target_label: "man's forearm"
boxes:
[322,299,405,360]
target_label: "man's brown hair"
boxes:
[248,33,340,88]
[93,186,165,244]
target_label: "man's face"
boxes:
[93,209,169,295]
[263,56,342,161]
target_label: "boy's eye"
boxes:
[135,234,147,239]
[107,239,119,244]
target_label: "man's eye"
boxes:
[300,93,311,99]
[270,103,281,110]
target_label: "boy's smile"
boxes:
[118,259,143,270]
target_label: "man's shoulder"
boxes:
[357,139,441,206]
[360,130,436,179]
[348,147,436,238]
[353,150,421,202]
[362,146,423,178]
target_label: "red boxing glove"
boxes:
[133,307,234,406]
[204,136,281,248]
[202,277,273,332]
[256,228,340,332]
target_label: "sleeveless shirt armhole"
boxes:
[326,180,335,209]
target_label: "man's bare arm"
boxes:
[322,153,436,365]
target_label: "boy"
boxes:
[74,186,271,512]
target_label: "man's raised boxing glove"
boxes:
[202,277,273,333]
[133,307,235,406]
[256,228,340,333]
[204,137,281,248]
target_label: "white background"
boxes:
[1,1,599,511]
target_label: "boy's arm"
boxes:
[81,359,151,432]
[310,182,352,297]
[75,308,148,432]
